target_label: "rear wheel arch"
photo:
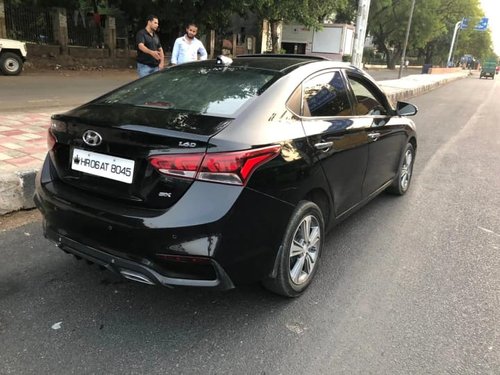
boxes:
[409,136,417,153]
[263,199,325,297]
[304,188,331,226]
[266,189,330,285]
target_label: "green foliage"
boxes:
[249,0,342,27]
[368,0,444,68]
[367,0,494,67]
[249,0,347,52]
[334,0,357,23]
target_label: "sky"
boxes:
[480,0,500,55]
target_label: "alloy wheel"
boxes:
[289,215,320,285]
[400,149,413,191]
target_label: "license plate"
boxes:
[71,148,135,184]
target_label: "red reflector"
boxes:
[156,254,211,264]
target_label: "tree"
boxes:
[367,0,491,68]
[248,0,348,53]
[334,0,358,23]
[419,0,484,65]
[368,0,444,69]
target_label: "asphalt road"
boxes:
[0,72,499,374]
[0,67,420,113]
[0,70,135,112]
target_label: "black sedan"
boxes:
[35,55,417,297]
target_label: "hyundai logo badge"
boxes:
[82,130,102,147]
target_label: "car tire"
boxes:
[0,52,23,76]
[263,201,324,297]
[387,143,415,195]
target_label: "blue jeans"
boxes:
[137,62,159,78]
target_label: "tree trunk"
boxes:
[378,43,396,69]
[270,20,280,53]
[424,43,434,64]
[385,54,396,70]
[373,33,396,69]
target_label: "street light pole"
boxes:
[398,0,416,79]
[447,21,462,67]
[352,0,372,68]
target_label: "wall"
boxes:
[25,43,134,69]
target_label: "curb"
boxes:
[0,71,471,216]
[379,71,470,103]
[0,170,37,216]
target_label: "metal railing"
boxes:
[4,0,54,44]
[67,11,104,48]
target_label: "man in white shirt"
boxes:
[171,23,208,65]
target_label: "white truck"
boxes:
[0,38,28,75]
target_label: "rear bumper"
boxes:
[44,224,235,290]
[34,155,294,288]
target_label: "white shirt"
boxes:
[171,35,207,65]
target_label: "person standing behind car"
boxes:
[136,15,164,77]
[171,23,207,65]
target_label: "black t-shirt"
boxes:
[136,28,162,67]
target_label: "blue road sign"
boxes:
[474,17,488,31]
[461,17,469,29]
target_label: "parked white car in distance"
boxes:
[0,38,28,75]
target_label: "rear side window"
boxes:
[95,65,278,116]
[302,71,352,117]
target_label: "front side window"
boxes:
[94,65,278,117]
[302,71,352,117]
[348,77,387,116]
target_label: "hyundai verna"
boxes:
[35,55,418,297]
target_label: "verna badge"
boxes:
[82,130,102,146]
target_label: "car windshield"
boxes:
[95,64,279,117]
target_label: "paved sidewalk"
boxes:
[0,70,471,215]
[0,112,54,173]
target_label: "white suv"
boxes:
[0,38,28,75]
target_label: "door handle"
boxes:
[314,141,333,151]
[368,132,381,141]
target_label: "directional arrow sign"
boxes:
[474,17,488,31]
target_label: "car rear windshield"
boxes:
[94,65,279,117]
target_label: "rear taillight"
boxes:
[47,129,56,150]
[149,145,281,186]
[149,153,204,179]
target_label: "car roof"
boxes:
[234,54,352,73]
[184,54,355,75]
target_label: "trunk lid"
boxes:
[49,104,232,209]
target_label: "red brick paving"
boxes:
[0,112,52,173]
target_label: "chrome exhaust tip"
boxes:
[119,270,155,285]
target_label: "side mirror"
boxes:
[396,101,418,116]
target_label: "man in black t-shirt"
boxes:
[136,15,164,77]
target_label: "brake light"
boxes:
[149,145,281,186]
[47,129,56,150]
[149,153,204,179]
[198,146,281,185]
